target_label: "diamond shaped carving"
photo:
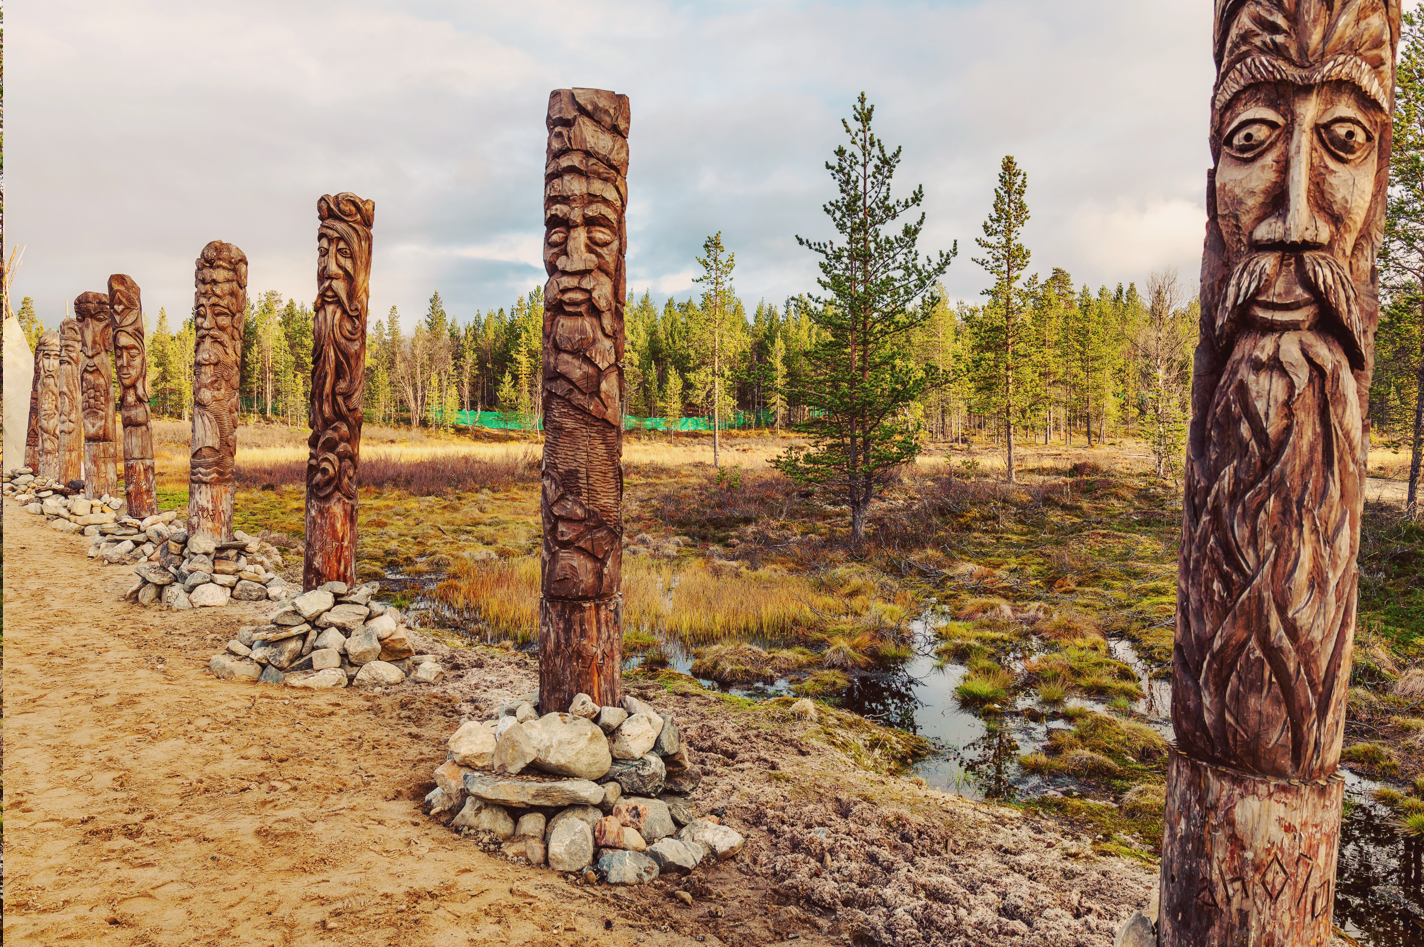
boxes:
[1261,854,1290,902]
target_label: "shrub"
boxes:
[955,668,1014,709]
[1341,742,1400,775]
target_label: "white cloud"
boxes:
[7,0,1216,330]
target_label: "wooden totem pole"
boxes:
[189,241,247,542]
[538,88,630,714]
[75,291,118,499]
[304,192,375,590]
[1160,2,1400,944]
[56,318,86,485]
[33,330,62,480]
[24,333,44,470]
[109,274,157,518]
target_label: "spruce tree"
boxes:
[693,233,736,468]
[774,93,956,542]
[972,155,1031,482]
[16,295,40,348]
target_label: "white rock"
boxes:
[411,662,443,684]
[362,612,398,641]
[353,660,405,686]
[470,804,515,839]
[345,626,382,665]
[286,668,348,689]
[292,588,336,620]
[449,798,485,830]
[187,535,217,556]
[316,603,369,631]
[311,648,342,671]
[677,820,745,861]
[449,721,498,769]
[189,583,232,608]
[210,654,261,681]
[525,712,613,779]
[610,713,662,760]
[595,706,629,733]
[492,723,537,775]
[568,692,600,718]
[227,640,252,657]
[515,812,546,838]
[546,817,595,872]
[313,628,347,653]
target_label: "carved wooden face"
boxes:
[318,232,356,313]
[545,182,622,318]
[194,296,239,370]
[1215,81,1382,288]
[114,329,146,398]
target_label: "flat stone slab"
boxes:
[292,588,335,620]
[462,774,604,808]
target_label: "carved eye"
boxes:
[547,229,568,247]
[587,227,616,248]
[1224,119,1280,158]
[338,247,351,259]
[1320,119,1371,160]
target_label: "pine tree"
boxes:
[774,93,956,542]
[770,332,788,433]
[693,233,737,467]
[1382,7,1424,521]
[972,155,1031,483]
[16,295,40,348]
[1133,269,1194,478]
[662,365,683,444]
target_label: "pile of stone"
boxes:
[125,527,289,609]
[210,581,445,689]
[5,468,131,534]
[426,691,740,886]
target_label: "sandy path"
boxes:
[0,501,703,947]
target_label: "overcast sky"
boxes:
[10,0,1217,332]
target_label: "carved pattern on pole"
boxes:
[56,318,85,485]
[538,88,630,714]
[109,274,158,518]
[75,291,117,499]
[304,192,375,590]
[25,332,44,471]
[190,241,247,542]
[34,330,62,480]
[1160,2,1401,943]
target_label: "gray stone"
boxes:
[462,774,604,808]
[621,694,658,717]
[646,837,703,873]
[137,582,160,606]
[546,817,595,872]
[411,662,443,684]
[292,588,336,620]
[515,812,546,838]
[320,580,349,596]
[595,706,629,733]
[185,554,214,574]
[189,583,231,608]
[313,628,347,652]
[187,534,217,556]
[145,525,169,544]
[133,563,176,586]
[610,713,662,760]
[546,805,603,840]
[677,820,745,861]
[170,590,192,610]
[286,668,347,689]
[266,584,287,602]
[210,573,238,588]
[366,601,387,618]
[514,701,538,723]
[210,654,261,681]
[183,571,212,591]
[623,797,675,841]
[345,625,382,665]
[525,712,612,779]
[667,803,696,827]
[227,639,252,657]
[258,665,286,685]
[597,850,658,885]
[605,754,666,796]
[102,538,135,558]
[360,612,398,641]
[353,660,405,686]
[232,579,268,601]
[1112,911,1156,947]
[449,720,498,769]
[301,627,319,656]
[663,766,703,795]
[466,804,515,839]
[653,714,680,757]
[493,722,537,775]
[340,585,373,605]
[252,623,308,643]
[568,693,599,719]
[271,607,306,628]
[251,635,305,670]
[599,781,623,814]
[449,798,485,831]
[311,648,342,671]
[316,602,369,631]
[496,715,520,736]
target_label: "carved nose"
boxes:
[1251,119,1330,250]
[558,228,597,274]
[323,254,342,279]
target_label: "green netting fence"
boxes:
[438,408,779,432]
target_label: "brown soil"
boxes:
[3,498,1157,946]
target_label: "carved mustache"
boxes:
[1218,251,1365,367]
[547,273,615,313]
[320,274,352,312]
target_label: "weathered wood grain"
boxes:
[24,335,43,471]
[56,319,85,485]
[304,192,375,591]
[34,330,61,480]
[75,291,117,499]
[189,241,247,542]
[109,274,157,519]
[538,87,630,716]
[1161,2,1402,943]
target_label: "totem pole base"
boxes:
[124,458,157,519]
[84,443,118,499]
[1159,747,1343,947]
[538,597,622,714]
[189,482,235,542]
[304,495,357,591]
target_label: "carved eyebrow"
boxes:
[581,203,620,227]
[1214,54,1388,123]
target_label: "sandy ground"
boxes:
[3,496,1160,946]
[0,502,718,947]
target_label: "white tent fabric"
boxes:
[4,314,35,472]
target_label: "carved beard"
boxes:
[308,293,363,504]
[1175,250,1364,780]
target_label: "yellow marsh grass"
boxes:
[434,555,839,644]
